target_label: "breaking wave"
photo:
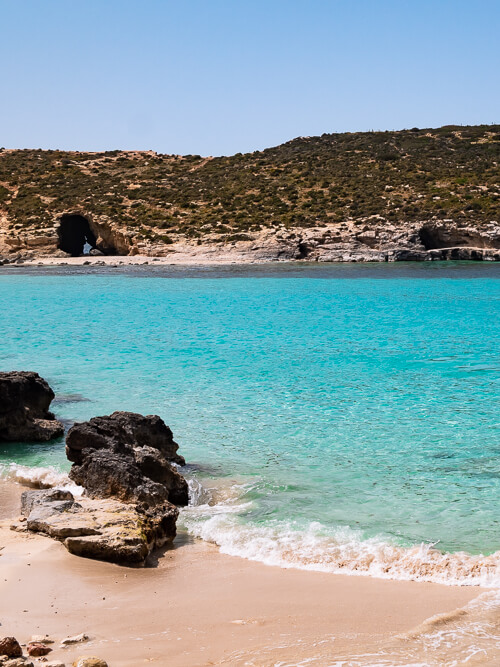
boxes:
[181,478,500,588]
[0,463,83,495]
[338,590,500,665]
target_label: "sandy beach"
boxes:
[0,480,482,666]
[14,251,271,267]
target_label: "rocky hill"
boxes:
[0,124,499,262]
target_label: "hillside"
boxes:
[0,124,499,262]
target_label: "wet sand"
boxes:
[0,481,480,666]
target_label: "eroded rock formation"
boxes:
[20,488,177,564]
[20,412,189,565]
[0,372,64,442]
[66,411,188,506]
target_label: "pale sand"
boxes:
[0,482,481,666]
[16,252,270,267]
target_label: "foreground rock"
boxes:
[72,659,108,667]
[0,372,64,442]
[66,411,188,506]
[20,489,177,564]
[26,642,51,657]
[22,412,188,565]
[0,637,22,658]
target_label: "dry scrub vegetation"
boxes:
[0,124,498,244]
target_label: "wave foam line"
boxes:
[181,488,500,587]
[1,463,83,495]
[344,590,500,665]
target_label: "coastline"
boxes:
[0,479,484,666]
[3,242,500,270]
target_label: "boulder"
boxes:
[66,412,188,507]
[0,637,22,658]
[21,490,178,565]
[0,371,64,442]
[66,411,185,465]
[22,411,188,564]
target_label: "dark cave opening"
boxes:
[419,225,447,250]
[57,215,98,256]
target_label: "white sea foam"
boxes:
[181,479,500,588]
[1,463,83,496]
[341,590,500,665]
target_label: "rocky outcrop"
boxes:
[0,372,64,442]
[2,218,500,264]
[66,411,188,506]
[19,488,177,565]
[20,411,189,565]
[239,220,500,263]
[1,127,499,262]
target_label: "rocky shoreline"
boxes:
[0,374,489,666]
[1,218,500,266]
[1,372,189,566]
[0,371,192,665]
[0,634,107,667]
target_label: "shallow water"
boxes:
[0,262,499,586]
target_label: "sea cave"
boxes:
[57,214,98,257]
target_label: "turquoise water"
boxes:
[1,263,499,583]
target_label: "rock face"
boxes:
[21,412,189,565]
[66,411,188,506]
[20,488,178,565]
[0,372,64,442]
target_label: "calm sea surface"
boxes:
[1,262,499,584]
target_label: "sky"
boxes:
[1,0,499,156]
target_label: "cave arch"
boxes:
[419,225,449,250]
[57,214,98,256]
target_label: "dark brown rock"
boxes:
[26,643,52,657]
[0,371,64,442]
[69,449,171,506]
[66,412,188,507]
[0,637,22,658]
[66,411,184,465]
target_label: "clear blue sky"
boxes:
[1,0,498,156]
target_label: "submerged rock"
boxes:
[0,371,64,442]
